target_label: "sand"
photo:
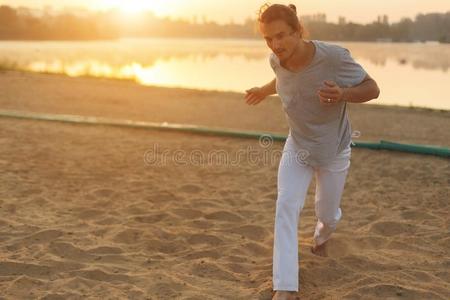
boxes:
[0,70,449,299]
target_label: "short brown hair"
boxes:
[258,3,307,37]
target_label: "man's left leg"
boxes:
[312,153,351,256]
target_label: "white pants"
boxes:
[272,136,351,292]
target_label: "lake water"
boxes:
[1,37,449,110]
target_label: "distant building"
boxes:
[338,16,346,25]
[376,15,389,25]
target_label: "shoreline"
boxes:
[1,69,449,149]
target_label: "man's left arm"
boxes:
[340,74,380,103]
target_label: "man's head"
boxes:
[258,4,304,61]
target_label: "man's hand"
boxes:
[245,87,268,105]
[317,80,345,106]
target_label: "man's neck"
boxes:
[282,40,312,72]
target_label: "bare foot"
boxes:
[272,290,299,300]
[311,239,328,257]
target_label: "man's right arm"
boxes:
[245,77,277,105]
[261,78,277,96]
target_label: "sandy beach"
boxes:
[0,70,449,299]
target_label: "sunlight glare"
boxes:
[98,0,171,16]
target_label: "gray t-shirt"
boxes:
[270,39,367,167]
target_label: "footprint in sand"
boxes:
[143,239,185,254]
[263,192,278,200]
[315,238,350,258]
[401,210,436,220]
[344,284,444,299]
[370,221,417,236]
[227,255,248,263]
[0,218,9,228]
[86,246,123,255]
[223,262,249,274]
[94,216,121,225]
[5,275,46,297]
[240,241,271,256]
[8,229,64,250]
[133,213,168,223]
[189,199,221,208]
[179,184,202,194]
[75,208,105,220]
[171,208,203,219]
[224,224,269,241]
[24,196,49,207]
[350,236,387,250]
[339,254,397,272]
[204,211,243,222]
[122,203,150,215]
[190,261,237,282]
[19,187,43,198]
[260,184,276,193]
[148,280,185,299]
[49,241,95,261]
[68,269,130,284]
[183,250,221,260]
[187,219,212,229]
[0,261,53,278]
[89,188,116,198]
[113,228,145,244]
[186,233,224,246]
[146,191,179,204]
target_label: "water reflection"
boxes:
[341,41,450,72]
[0,38,449,109]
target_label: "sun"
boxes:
[97,0,171,16]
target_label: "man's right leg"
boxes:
[273,137,314,292]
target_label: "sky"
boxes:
[2,0,449,24]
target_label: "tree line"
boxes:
[0,5,449,43]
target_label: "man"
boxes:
[244,4,380,300]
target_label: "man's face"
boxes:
[260,20,300,62]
